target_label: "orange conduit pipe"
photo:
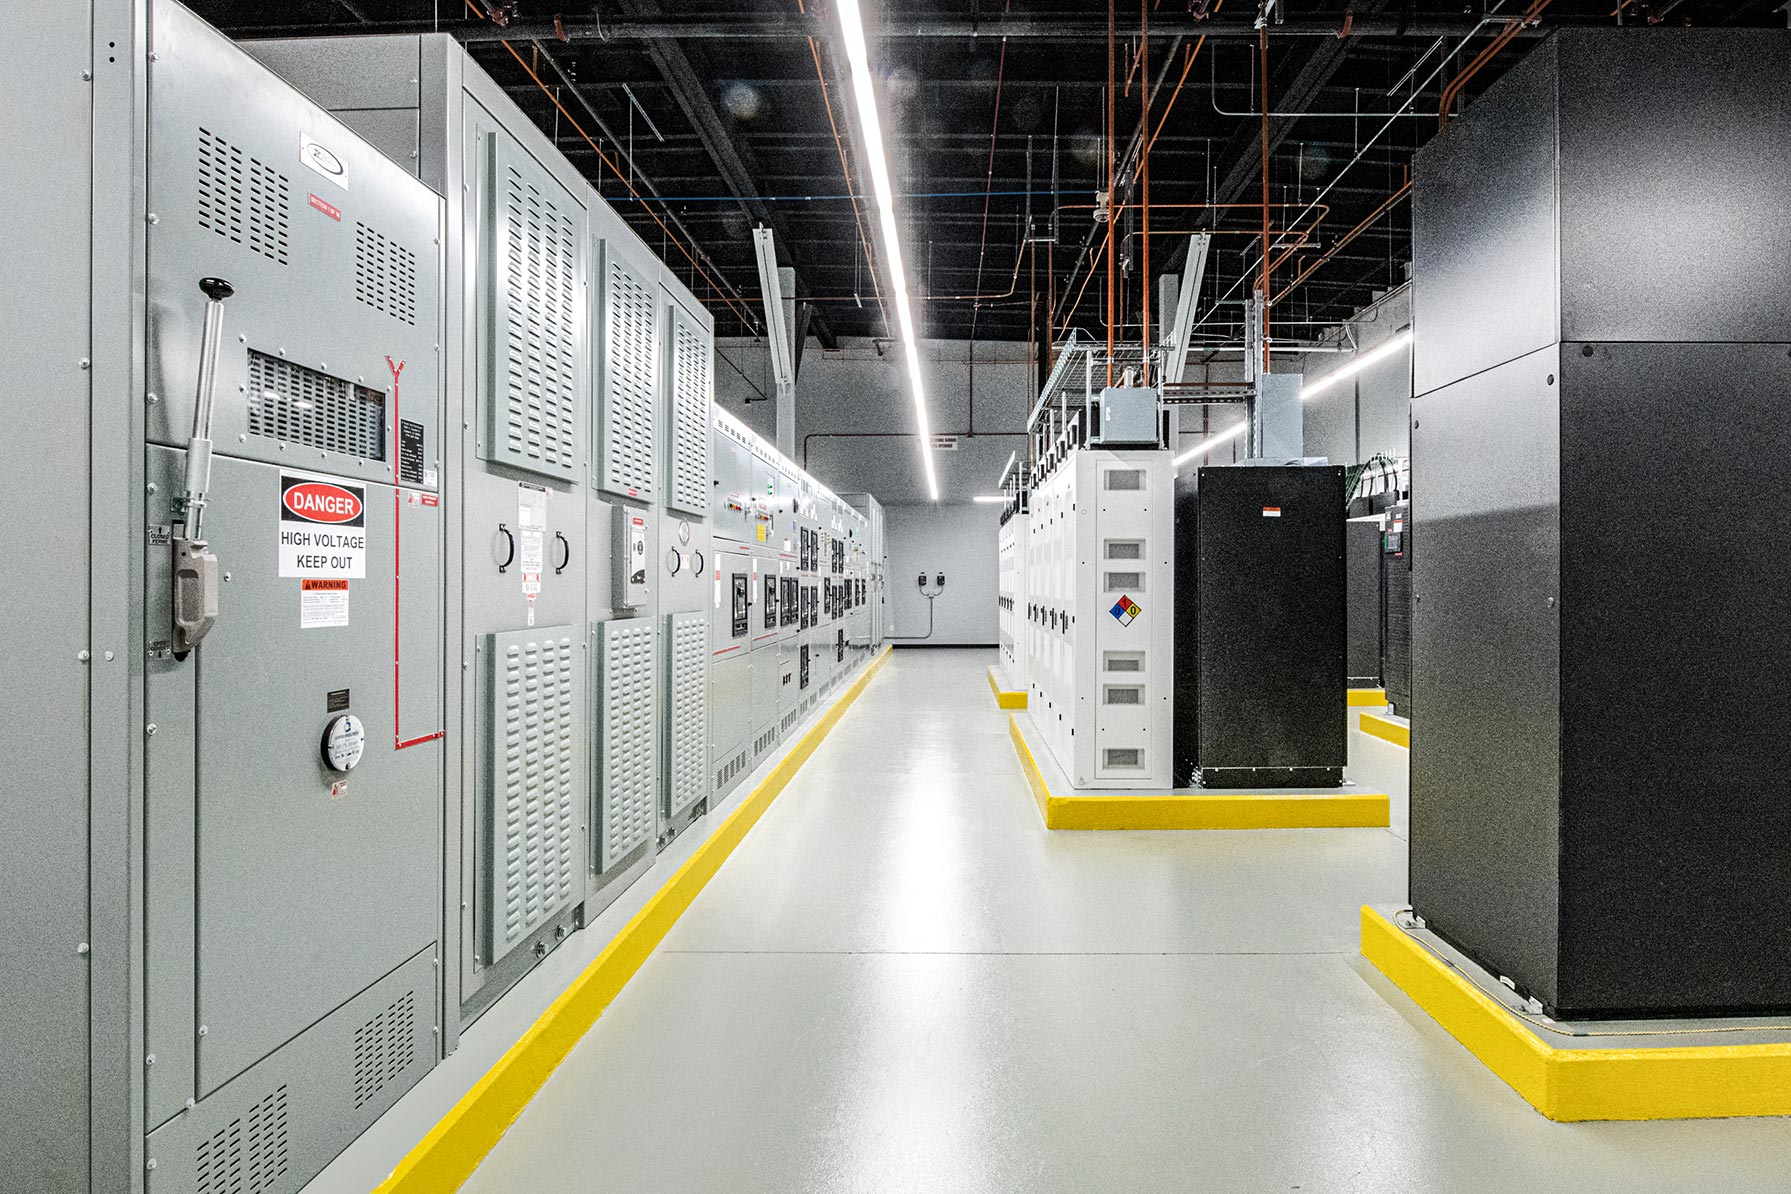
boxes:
[1438,0,1551,129]
[1258,26,1271,374]
[1273,177,1412,304]
[462,0,755,326]
[794,0,885,318]
[1139,0,1152,383]
[1105,0,1118,386]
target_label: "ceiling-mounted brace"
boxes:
[753,226,799,457]
[1161,232,1213,385]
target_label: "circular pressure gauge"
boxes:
[321,714,366,773]
[677,520,692,545]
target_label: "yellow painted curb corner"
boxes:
[987,664,1027,709]
[374,645,893,1193]
[1359,711,1410,749]
[1347,687,1388,707]
[1007,714,1389,831]
[1360,905,1791,1121]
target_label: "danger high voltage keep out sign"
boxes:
[278,472,368,579]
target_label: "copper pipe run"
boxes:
[1439,0,1551,128]
[1274,176,1412,304]
[1106,0,1118,386]
[1139,0,1152,385]
[1258,26,1271,375]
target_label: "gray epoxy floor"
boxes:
[463,648,1791,1194]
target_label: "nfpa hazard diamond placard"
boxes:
[1110,595,1142,626]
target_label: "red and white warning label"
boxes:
[301,578,350,629]
[280,472,368,578]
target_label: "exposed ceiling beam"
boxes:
[1204,1,1401,240]
[226,13,1550,42]
[607,0,838,348]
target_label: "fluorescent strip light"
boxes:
[837,0,940,502]
[972,494,1007,504]
[1173,421,1248,469]
[996,450,1017,489]
[1300,331,1413,401]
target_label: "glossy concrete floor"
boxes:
[462,648,1791,1194]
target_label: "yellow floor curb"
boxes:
[1359,711,1410,749]
[1360,906,1791,1121]
[1007,714,1390,830]
[1347,687,1388,707]
[376,645,894,1193]
[986,664,1027,709]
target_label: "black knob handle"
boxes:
[199,277,235,302]
[554,531,571,575]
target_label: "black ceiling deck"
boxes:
[207,1,1783,348]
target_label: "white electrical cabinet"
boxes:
[997,506,1029,682]
[1025,448,1175,788]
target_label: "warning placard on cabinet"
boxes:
[279,472,368,578]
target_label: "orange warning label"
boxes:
[302,578,350,591]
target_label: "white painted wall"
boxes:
[883,502,1001,645]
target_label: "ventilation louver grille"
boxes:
[665,612,709,820]
[487,144,580,480]
[194,1084,289,1194]
[197,128,290,266]
[600,250,657,497]
[247,351,386,460]
[667,311,711,514]
[715,746,750,791]
[487,629,580,961]
[352,990,417,1109]
[354,222,418,325]
[597,619,657,870]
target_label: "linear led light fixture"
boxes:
[972,494,1007,504]
[996,450,1017,489]
[1174,331,1414,470]
[836,0,940,502]
[1300,331,1413,401]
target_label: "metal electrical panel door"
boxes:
[481,627,582,967]
[666,301,712,516]
[595,617,659,871]
[665,610,710,820]
[481,135,581,481]
[597,242,658,499]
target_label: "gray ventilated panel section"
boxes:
[667,307,712,515]
[246,350,386,459]
[484,628,580,965]
[354,220,417,325]
[665,611,709,819]
[196,126,289,265]
[484,138,580,480]
[596,618,658,870]
[351,989,417,1110]
[193,1083,289,1194]
[598,247,657,498]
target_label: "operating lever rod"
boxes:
[183,276,234,538]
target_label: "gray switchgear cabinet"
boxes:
[2,4,446,1191]
[0,7,874,1191]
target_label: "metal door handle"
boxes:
[496,523,515,573]
[554,531,571,574]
